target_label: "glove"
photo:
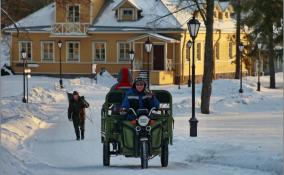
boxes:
[145,89,154,98]
[120,108,127,115]
[130,119,137,125]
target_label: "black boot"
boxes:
[81,129,84,140]
[75,129,80,141]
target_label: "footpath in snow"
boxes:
[0,72,283,175]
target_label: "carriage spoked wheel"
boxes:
[161,143,169,167]
[140,140,149,169]
[103,142,110,166]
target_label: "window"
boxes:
[214,11,217,18]
[197,43,201,61]
[218,12,223,20]
[229,42,233,59]
[120,8,135,21]
[123,9,133,16]
[215,42,220,60]
[118,42,130,62]
[67,42,80,62]
[41,41,54,62]
[93,42,106,62]
[19,41,32,61]
[186,47,191,62]
[225,12,229,18]
[67,5,80,22]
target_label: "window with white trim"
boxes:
[229,42,233,59]
[67,42,80,62]
[186,47,191,62]
[215,42,220,60]
[93,42,106,62]
[197,43,201,61]
[19,41,32,61]
[118,42,130,62]
[41,41,54,62]
[67,5,80,22]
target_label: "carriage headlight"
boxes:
[138,115,150,126]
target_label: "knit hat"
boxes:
[72,91,79,95]
[133,77,146,88]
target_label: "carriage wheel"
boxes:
[161,143,168,167]
[103,142,110,166]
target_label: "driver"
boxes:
[121,77,159,120]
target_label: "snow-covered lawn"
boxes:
[0,73,283,175]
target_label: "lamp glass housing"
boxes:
[144,38,152,53]
[187,16,201,39]
[57,40,63,48]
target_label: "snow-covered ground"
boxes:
[0,72,283,175]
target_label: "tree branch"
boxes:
[192,0,207,25]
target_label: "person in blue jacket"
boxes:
[121,77,160,120]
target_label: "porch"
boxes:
[128,33,180,85]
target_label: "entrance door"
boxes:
[153,45,165,70]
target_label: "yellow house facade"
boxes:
[5,0,248,85]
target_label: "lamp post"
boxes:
[187,40,193,87]
[257,43,262,91]
[144,37,153,89]
[57,40,63,89]
[129,50,135,77]
[25,69,31,103]
[21,49,27,103]
[187,16,200,137]
[238,43,244,93]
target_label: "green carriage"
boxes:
[101,89,174,168]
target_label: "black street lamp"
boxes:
[144,37,153,89]
[57,40,63,89]
[257,43,262,91]
[187,16,200,137]
[187,40,193,87]
[21,49,27,103]
[238,43,244,93]
[129,50,135,78]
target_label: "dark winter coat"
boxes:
[68,96,89,122]
[121,88,159,120]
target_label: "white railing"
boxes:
[52,23,89,35]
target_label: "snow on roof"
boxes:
[112,0,142,10]
[127,33,180,43]
[94,0,181,29]
[6,3,55,30]
[5,0,236,33]
[219,1,230,12]
[161,0,206,29]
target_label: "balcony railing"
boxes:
[51,23,89,35]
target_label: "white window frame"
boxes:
[92,41,106,63]
[215,42,220,60]
[66,4,80,22]
[18,41,32,61]
[228,42,233,59]
[41,41,55,63]
[66,41,80,63]
[121,8,135,20]
[196,42,202,61]
[117,41,131,62]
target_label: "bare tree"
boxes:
[192,0,214,114]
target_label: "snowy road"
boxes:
[0,73,283,175]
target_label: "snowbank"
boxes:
[0,72,282,175]
[164,73,283,116]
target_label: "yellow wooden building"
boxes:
[4,0,248,85]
